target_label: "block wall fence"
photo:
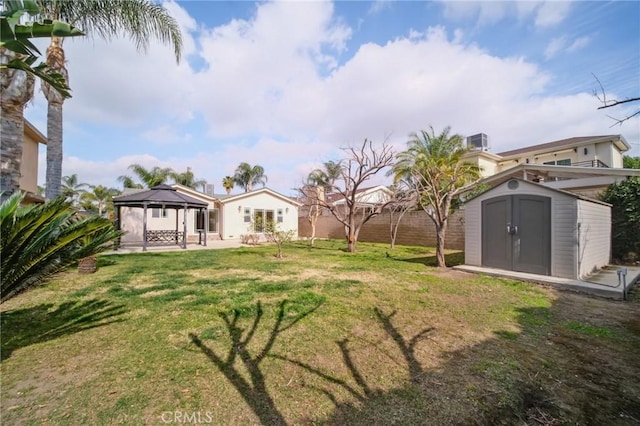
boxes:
[298,209,465,250]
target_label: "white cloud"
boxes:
[567,36,590,52]
[545,35,591,59]
[141,125,192,145]
[534,2,572,27]
[545,36,567,59]
[440,1,572,27]
[59,1,199,127]
[368,0,391,15]
[32,1,638,195]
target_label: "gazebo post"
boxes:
[143,202,148,252]
[175,207,179,245]
[182,203,187,249]
[115,205,121,250]
[203,207,208,247]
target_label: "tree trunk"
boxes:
[309,205,319,247]
[42,37,67,200]
[0,47,35,203]
[310,220,316,247]
[435,220,448,267]
[346,216,357,252]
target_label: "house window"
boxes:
[152,208,168,218]
[195,210,205,231]
[209,209,218,233]
[543,159,571,166]
[277,208,284,223]
[244,207,251,223]
[253,209,274,232]
[195,209,219,233]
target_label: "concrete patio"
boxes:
[454,264,640,300]
[103,239,245,255]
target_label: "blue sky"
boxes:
[26,0,640,195]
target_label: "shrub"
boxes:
[0,193,122,302]
[600,177,640,262]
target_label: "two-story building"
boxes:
[19,119,47,204]
[463,134,639,198]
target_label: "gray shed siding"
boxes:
[464,201,481,266]
[552,194,578,279]
[577,200,611,278]
[464,180,580,279]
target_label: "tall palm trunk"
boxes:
[0,47,35,203]
[42,36,67,200]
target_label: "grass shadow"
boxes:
[1,299,126,361]
[274,304,597,425]
[96,257,118,268]
[396,251,464,267]
[188,299,323,425]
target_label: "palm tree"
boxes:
[80,185,120,216]
[119,164,173,188]
[222,176,234,194]
[0,1,83,203]
[0,48,35,203]
[61,173,89,206]
[307,160,343,193]
[117,175,143,190]
[37,0,183,200]
[392,126,481,267]
[170,167,206,190]
[1,192,122,303]
[233,163,267,192]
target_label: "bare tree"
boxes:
[298,184,324,247]
[593,73,640,127]
[387,180,417,249]
[303,139,395,252]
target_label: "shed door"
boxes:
[482,195,551,275]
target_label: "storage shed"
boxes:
[464,179,611,280]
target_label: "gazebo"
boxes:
[113,184,209,251]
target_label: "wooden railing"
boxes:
[146,230,184,245]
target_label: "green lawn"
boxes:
[1,240,639,425]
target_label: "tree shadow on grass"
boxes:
[188,299,322,426]
[295,302,639,425]
[1,299,126,361]
[187,294,640,424]
[396,251,464,267]
[272,308,436,423]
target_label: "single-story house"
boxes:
[114,185,300,249]
[464,178,611,280]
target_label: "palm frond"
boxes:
[37,0,182,62]
[1,193,122,303]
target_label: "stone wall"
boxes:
[298,209,465,249]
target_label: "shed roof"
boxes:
[113,184,208,208]
[464,178,611,207]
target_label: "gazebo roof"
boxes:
[113,184,208,208]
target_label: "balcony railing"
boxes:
[571,160,610,168]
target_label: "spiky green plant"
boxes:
[0,193,122,303]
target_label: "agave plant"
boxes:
[0,193,122,303]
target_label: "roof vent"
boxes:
[467,133,489,152]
